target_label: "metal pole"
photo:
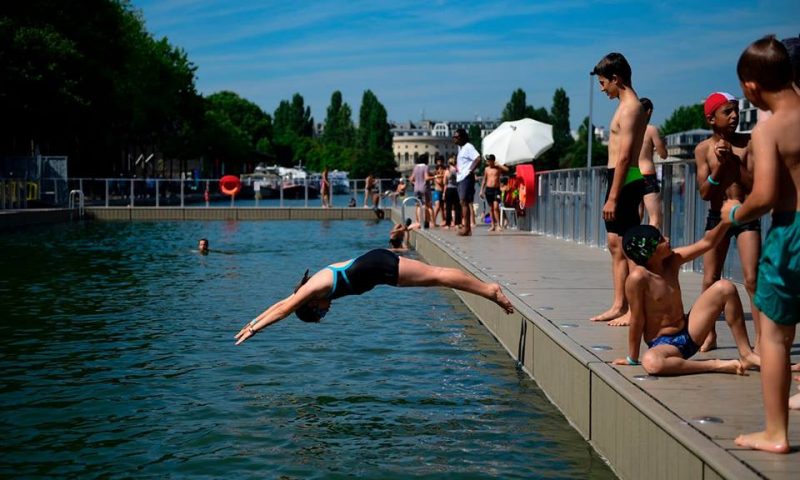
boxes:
[587,73,594,169]
[105,179,109,207]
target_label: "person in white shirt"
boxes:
[453,128,481,236]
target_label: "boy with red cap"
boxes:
[724,35,800,454]
[694,91,761,353]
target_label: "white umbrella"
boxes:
[481,118,554,166]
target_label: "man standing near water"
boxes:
[590,52,648,325]
[453,128,481,236]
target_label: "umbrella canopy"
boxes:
[482,118,554,166]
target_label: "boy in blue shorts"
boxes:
[612,224,759,376]
[724,35,800,454]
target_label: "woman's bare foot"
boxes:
[700,330,717,352]
[735,431,790,453]
[608,311,631,327]
[489,284,514,314]
[590,306,627,322]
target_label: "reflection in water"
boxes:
[0,221,615,479]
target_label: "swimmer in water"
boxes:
[198,238,209,254]
[234,249,514,345]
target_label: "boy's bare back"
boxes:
[756,101,800,212]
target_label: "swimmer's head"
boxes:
[198,238,209,254]
[622,225,662,266]
[374,208,385,220]
[294,269,326,323]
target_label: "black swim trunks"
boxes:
[604,167,645,235]
[705,210,761,237]
[643,173,660,195]
[327,249,400,300]
[484,187,500,205]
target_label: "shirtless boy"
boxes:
[612,224,759,376]
[724,35,800,454]
[695,92,760,352]
[638,98,668,229]
[480,154,509,231]
[590,53,648,325]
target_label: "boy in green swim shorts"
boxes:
[724,35,800,454]
[590,52,648,326]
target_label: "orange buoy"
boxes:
[220,175,241,196]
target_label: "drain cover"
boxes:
[692,416,724,425]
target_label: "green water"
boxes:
[0,220,615,479]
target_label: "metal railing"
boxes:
[527,159,768,283]
[1,177,400,209]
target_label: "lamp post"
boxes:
[587,72,594,169]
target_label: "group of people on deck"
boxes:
[231,35,799,455]
[587,36,800,454]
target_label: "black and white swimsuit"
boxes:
[326,249,400,300]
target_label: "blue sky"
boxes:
[133,0,799,131]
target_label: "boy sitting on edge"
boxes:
[612,223,760,375]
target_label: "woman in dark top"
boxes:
[234,249,514,345]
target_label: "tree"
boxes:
[354,90,395,178]
[562,117,608,169]
[322,90,355,148]
[0,0,203,176]
[660,104,705,136]
[502,89,529,121]
[468,124,482,154]
[542,88,574,168]
[200,91,273,173]
[272,93,314,165]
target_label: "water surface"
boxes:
[0,220,614,479]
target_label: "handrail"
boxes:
[401,196,421,224]
[68,190,84,219]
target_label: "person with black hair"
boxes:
[234,249,514,345]
[589,52,648,326]
[611,223,760,376]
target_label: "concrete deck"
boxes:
[405,219,799,480]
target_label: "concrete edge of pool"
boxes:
[0,207,391,228]
[402,215,760,480]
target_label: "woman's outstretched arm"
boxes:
[234,270,331,345]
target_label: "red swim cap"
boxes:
[704,92,736,117]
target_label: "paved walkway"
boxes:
[417,222,799,480]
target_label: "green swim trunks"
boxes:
[754,212,800,326]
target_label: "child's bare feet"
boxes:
[590,306,627,322]
[740,352,761,370]
[735,431,790,454]
[789,391,800,410]
[700,330,717,352]
[489,284,514,314]
[608,311,631,327]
